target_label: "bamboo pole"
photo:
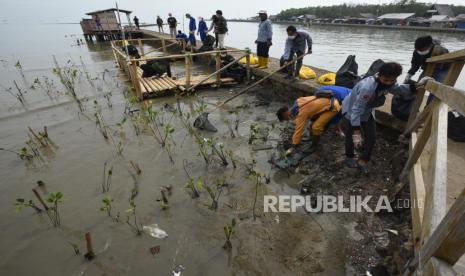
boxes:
[84,232,96,260]
[185,54,191,89]
[131,61,143,100]
[138,38,145,56]
[129,49,244,62]
[110,41,119,67]
[215,52,221,86]
[162,37,167,52]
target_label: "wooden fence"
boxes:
[399,49,465,275]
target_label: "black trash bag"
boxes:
[279,56,289,74]
[362,59,385,79]
[140,59,172,78]
[391,79,415,121]
[193,112,218,132]
[198,45,213,52]
[448,111,465,142]
[220,54,246,83]
[203,35,216,47]
[335,55,361,88]
[121,45,141,59]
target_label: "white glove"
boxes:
[418,76,433,86]
[403,73,412,84]
[285,147,295,156]
[353,133,362,148]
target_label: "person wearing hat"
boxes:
[185,13,197,47]
[255,10,273,69]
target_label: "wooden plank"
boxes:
[216,52,221,85]
[427,49,465,63]
[140,79,152,93]
[158,77,175,89]
[154,78,170,90]
[409,132,426,254]
[409,188,465,271]
[421,99,448,246]
[146,78,163,91]
[405,63,434,131]
[185,55,191,88]
[442,61,464,87]
[138,39,145,56]
[403,102,433,135]
[426,80,465,115]
[400,114,432,180]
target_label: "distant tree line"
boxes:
[276,0,465,20]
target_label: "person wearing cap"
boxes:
[255,10,273,69]
[185,14,197,47]
[167,13,177,38]
[215,10,228,49]
[284,25,312,79]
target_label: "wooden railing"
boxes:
[399,49,465,275]
[110,38,251,100]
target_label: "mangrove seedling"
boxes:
[68,242,80,255]
[46,192,64,227]
[160,190,169,210]
[249,170,263,221]
[126,200,142,235]
[0,147,32,160]
[14,198,42,213]
[205,179,226,211]
[224,118,235,138]
[249,123,259,144]
[206,138,229,166]
[225,149,237,169]
[183,159,201,198]
[100,196,114,218]
[102,162,113,193]
[223,218,236,250]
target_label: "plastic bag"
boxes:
[335,55,360,88]
[299,66,316,80]
[239,55,259,65]
[318,73,336,85]
[143,224,168,239]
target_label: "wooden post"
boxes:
[246,53,251,83]
[185,55,191,89]
[84,232,96,260]
[182,40,186,52]
[110,42,119,68]
[32,189,49,211]
[131,61,143,100]
[138,39,144,57]
[162,37,167,52]
[215,51,221,86]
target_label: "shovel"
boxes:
[193,53,309,131]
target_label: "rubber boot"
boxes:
[255,57,263,68]
[259,57,269,69]
[308,135,320,153]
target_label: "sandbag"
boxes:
[448,111,465,142]
[335,55,360,88]
[318,73,336,85]
[299,66,316,80]
[239,55,259,65]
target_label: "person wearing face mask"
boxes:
[254,10,273,69]
[341,62,430,173]
[404,36,449,103]
[284,25,312,80]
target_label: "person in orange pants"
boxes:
[276,95,340,154]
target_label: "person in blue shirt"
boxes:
[197,17,208,42]
[185,13,197,46]
[176,30,189,43]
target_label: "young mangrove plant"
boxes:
[183,159,201,198]
[224,118,236,138]
[100,196,114,218]
[204,179,227,211]
[1,147,33,160]
[160,190,169,210]
[129,160,142,175]
[68,242,80,255]
[52,57,83,111]
[223,218,236,250]
[206,138,229,166]
[249,123,259,144]
[249,170,263,221]
[14,198,42,213]
[46,192,64,227]
[102,162,113,193]
[126,200,142,235]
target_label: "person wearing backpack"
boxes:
[276,92,341,155]
[341,62,428,173]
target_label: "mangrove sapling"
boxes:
[223,218,236,250]
[68,242,80,255]
[224,118,235,138]
[126,200,142,235]
[248,123,259,144]
[129,160,142,175]
[52,57,83,112]
[249,170,263,221]
[0,147,33,160]
[206,138,229,166]
[160,190,169,210]
[102,163,113,193]
[183,159,201,198]
[46,192,64,227]
[2,84,25,106]
[100,196,114,218]
[15,61,30,86]
[204,179,227,211]
[14,198,42,213]
[225,150,237,169]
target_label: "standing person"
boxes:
[133,16,140,30]
[197,17,208,42]
[215,10,228,50]
[255,10,273,69]
[404,35,449,104]
[341,62,426,173]
[207,15,219,48]
[156,16,164,33]
[167,13,178,38]
[284,25,312,79]
[185,14,197,47]
[95,14,103,31]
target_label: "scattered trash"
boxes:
[274,214,280,224]
[149,245,160,255]
[172,265,185,276]
[143,224,168,239]
[386,229,398,236]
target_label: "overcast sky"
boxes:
[1,0,463,23]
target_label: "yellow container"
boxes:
[299,66,316,80]
[239,55,259,65]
